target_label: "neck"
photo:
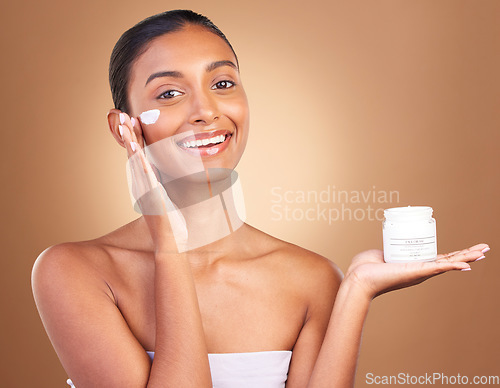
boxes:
[159,168,245,254]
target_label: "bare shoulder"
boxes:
[31,217,148,300]
[31,225,153,386]
[244,224,343,293]
[32,240,108,276]
[31,240,115,306]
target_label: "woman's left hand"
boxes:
[344,243,490,299]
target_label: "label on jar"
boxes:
[384,235,437,261]
[383,218,438,262]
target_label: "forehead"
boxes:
[129,25,237,84]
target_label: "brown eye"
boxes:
[158,90,183,99]
[212,80,235,90]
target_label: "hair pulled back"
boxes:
[109,9,238,113]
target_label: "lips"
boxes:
[177,130,233,157]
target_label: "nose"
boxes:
[188,89,220,125]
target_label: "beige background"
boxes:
[1,0,499,386]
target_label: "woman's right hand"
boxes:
[117,112,212,386]
[119,112,187,252]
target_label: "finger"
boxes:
[120,120,149,177]
[125,138,178,217]
[435,243,490,262]
[121,121,158,204]
[120,112,145,149]
[129,114,163,183]
[436,251,482,265]
[134,144,160,191]
[432,260,471,273]
[413,260,471,278]
[435,251,460,261]
[119,117,148,175]
[129,155,170,216]
[129,114,147,149]
[447,249,485,263]
[461,243,489,253]
[119,113,134,138]
[120,113,154,181]
[128,148,151,203]
[127,139,161,199]
[119,122,136,158]
[379,260,471,294]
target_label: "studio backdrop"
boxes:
[1,0,499,386]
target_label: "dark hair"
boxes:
[109,9,238,113]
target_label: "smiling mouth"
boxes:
[180,134,228,148]
[177,130,232,156]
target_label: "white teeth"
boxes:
[181,134,227,148]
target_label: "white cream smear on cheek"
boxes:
[139,109,160,125]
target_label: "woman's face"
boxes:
[126,24,249,173]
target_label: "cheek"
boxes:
[221,94,250,133]
[141,108,185,144]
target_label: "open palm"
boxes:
[344,244,489,299]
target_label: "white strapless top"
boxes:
[67,350,292,388]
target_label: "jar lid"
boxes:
[384,206,433,221]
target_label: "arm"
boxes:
[122,111,212,386]
[307,244,489,388]
[306,276,369,388]
[32,245,211,387]
[32,244,153,387]
[32,112,212,387]
[149,251,211,386]
[285,257,343,388]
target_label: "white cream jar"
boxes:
[383,206,437,263]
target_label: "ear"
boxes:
[107,108,125,148]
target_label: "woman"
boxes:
[31,10,489,388]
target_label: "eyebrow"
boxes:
[145,70,182,86]
[144,60,238,87]
[205,60,238,73]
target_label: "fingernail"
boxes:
[130,141,137,152]
[475,255,485,262]
[118,125,123,139]
[481,247,490,254]
[130,117,136,127]
[119,113,125,125]
[461,267,472,271]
